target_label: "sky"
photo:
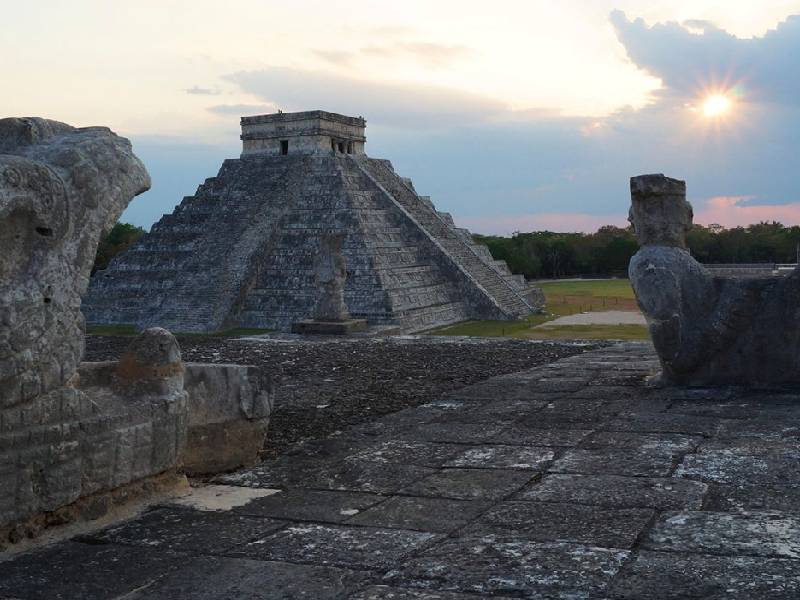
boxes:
[3,0,800,234]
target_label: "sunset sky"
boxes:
[3,1,800,233]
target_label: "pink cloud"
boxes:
[694,196,800,227]
[456,197,800,236]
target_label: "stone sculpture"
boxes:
[291,232,369,334]
[1,117,150,409]
[0,119,272,539]
[629,173,800,386]
[312,233,350,321]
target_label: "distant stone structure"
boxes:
[291,232,368,334]
[629,173,800,386]
[83,110,542,333]
[0,118,272,537]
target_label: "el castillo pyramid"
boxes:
[83,111,543,333]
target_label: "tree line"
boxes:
[92,222,145,273]
[475,222,800,279]
[92,220,800,279]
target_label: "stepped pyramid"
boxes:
[84,111,543,333]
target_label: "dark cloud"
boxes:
[610,11,800,104]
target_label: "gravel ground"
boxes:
[85,334,603,459]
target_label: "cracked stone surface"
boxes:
[4,341,800,598]
[232,523,441,570]
[460,501,653,548]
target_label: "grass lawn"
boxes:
[427,278,650,341]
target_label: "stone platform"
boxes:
[3,342,800,598]
[291,318,369,335]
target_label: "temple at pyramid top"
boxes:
[84,111,543,334]
[240,110,367,157]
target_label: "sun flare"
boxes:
[702,94,732,117]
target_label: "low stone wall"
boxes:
[183,364,274,475]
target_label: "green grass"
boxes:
[426,278,650,341]
[537,278,636,300]
[520,324,650,341]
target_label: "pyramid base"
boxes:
[291,319,369,335]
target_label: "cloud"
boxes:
[124,10,800,237]
[695,195,800,227]
[455,196,800,236]
[610,11,800,104]
[395,41,474,67]
[312,50,355,66]
[185,85,221,95]
[314,41,474,69]
[223,67,507,128]
[207,103,278,116]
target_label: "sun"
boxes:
[702,94,732,118]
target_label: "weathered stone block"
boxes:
[181,363,274,475]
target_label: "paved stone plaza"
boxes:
[3,341,800,598]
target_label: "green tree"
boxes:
[93,222,145,273]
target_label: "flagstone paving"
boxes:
[3,341,800,598]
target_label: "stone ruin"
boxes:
[0,118,273,537]
[629,173,800,386]
[83,110,544,334]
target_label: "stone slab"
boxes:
[400,468,535,500]
[460,501,652,548]
[348,496,492,533]
[352,440,466,468]
[234,489,385,523]
[644,510,800,558]
[389,537,629,599]
[213,456,325,488]
[233,523,440,570]
[605,412,722,436]
[581,431,702,453]
[518,473,708,510]
[291,319,369,335]
[549,448,677,477]
[399,423,505,444]
[610,550,800,600]
[442,445,554,470]
[675,450,800,485]
[127,557,375,599]
[487,425,592,447]
[706,484,800,514]
[302,461,437,494]
[81,506,287,554]
[0,541,184,600]
[351,586,512,599]
[429,399,545,425]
